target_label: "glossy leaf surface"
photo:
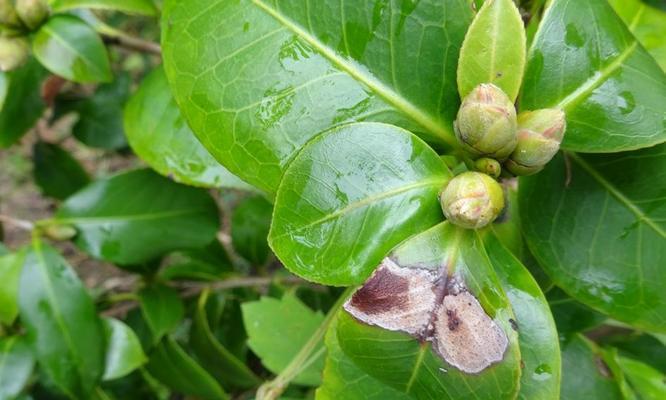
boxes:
[0,250,24,325]
[457,0,526,101]
[162,0,473,193]
[521,0,666,152]
[125,67,250,189]
[242,292,325,386]
[0,337,35,400]
[520,147,666,332]
[485,235,561,400]
[609,0,666,71]
[51,0,158,16]
[338,223,521,399]
[269,123,450,285]
[139,284,185,346]
[33,15,112,83]
[18,242,105,399]
[102,318,147,381]
[0,59,46,148]
[57,168,219,265]
[33,142,90,200]
[231,195,272,265]
[146,337,228,400]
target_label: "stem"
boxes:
[96,24,161,55]
[256,287,355,400]
[0,214,34,231]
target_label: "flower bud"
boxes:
[0,36,29,71]
[43,224,77,241]
[0,0,21,27]
[455,83,517,160]
[505,109,566,176]
[474,157,501,179]
[15,0,49,30]
[440,171,505,229]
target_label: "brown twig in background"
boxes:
[0,214,34,231]
[101,33,162,56]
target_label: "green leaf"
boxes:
[548,288,606,337]
[33,15,112,83]
[56,73,130,150]
[338,223,521,399]
[159,242,233,282]
[0,71,7,110]
[617,356,666,400]
[146,337,228,400]
[269,123,450,285]
[599,333,666,374]
[485,235,561,400]
[18,242,105,399]
[609,0,666,71]
[520,147,666,332]
[560,335,623,400]
[51,0,158,16]
[0,250,24,326]
[33,142,90,200]
[0,336,35,400]
[232,195,272,265]
[316,312,411,400]
[56,168,220,265]
[0,58,47,148]
[242,292,325,386]
[125,67,252,189]
[520,0,666,152]
[191,289,260,389]
[457,0,526,101]
[139,284,184,346]
[162,0,473,194]
[102,318,148,381]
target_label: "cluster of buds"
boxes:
[440,83,567,230]
[0,0,49,72]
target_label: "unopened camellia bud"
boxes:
[440,171,505,230]
[0,36,29,71]
[15,0,49,30]
[474,157,501,179]
[455,83,517,160]
[43,223,77,241]
[505,109,566,176]
[0,0,22,27]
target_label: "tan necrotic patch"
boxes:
[343,258,509,374]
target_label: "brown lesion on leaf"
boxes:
[349,265,410,314]
[594,355,613,379]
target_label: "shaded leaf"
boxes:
[548,288,607,338]
[51,0,158,16]
[457,0,526,101]
[617,356,666,400]
[159,241,233,282]
[18,242,105,399]
[598,333,666,374]
[231,195,272,265]
[56,168,220,265]
[162,0,473,193]
[521,0,666,152]
[520,147,666,332]
[0,337,35,400]
[269,123,450,285]
[33,142,90,200]
[242,292,325,386]
[33,15,112,83]
[0,250,24,326]
[103,318,148,381]
[609,0,666,71]
[139,284,184,347]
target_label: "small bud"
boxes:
[474,157,501,179]
[440,171,505,230]
[0,0,21,27]
[0,36,29,71]
[15,0,49,30]
[505,109,566,176]
[43,224,77,241]
[455,83,518,160]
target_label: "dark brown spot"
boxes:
[509,318,519,331]
[594,356,613,379]
[496,72,503,78]
[446,309,461,331]
[349,267,409,314]
[520,360,525,369]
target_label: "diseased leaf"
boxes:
[33,142,90,200]
[33,15,112,83]
[0,250,24,326]
[457,0,526,101]
[162,0,473,194]
[18,242,105,399]
[242,292,325,386]
[125,67,251,189]
[51,0,158,16]
[56,168,220,265]
[0,337,35,400]
[520,147,666,332]
[0,59,47,148]
[617,356,666,400]
[102,318,148,381]
[231,195,272,265]
[485,235,561,400]
[139,284,184,346]
[269,123,450,285]
[609,0,666,71]
[521,0,666,152]
[338,223,521,400]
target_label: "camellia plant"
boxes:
[0,0,665,399]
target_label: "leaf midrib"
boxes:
[56,209,203,224]
[250,0,457,147]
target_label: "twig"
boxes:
[96,23,161,56]
[0,215,34,231]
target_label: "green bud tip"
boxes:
[474,157,501,179]
[455,83,518,160]
[440,171,505,230]
[15,0,49,30]
[0,36,29,72]
[505,108,567,176]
